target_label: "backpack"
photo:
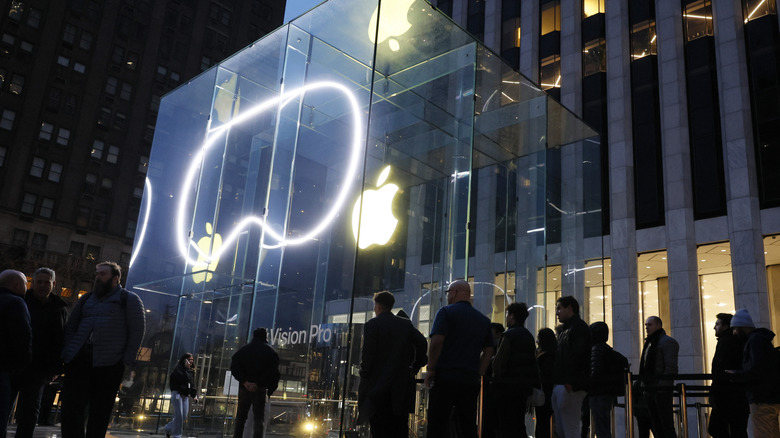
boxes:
[607,348,630,395]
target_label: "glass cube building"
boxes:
[125,0,602,435]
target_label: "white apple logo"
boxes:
[352,166,400,249]
[368,0,416,52]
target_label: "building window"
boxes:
[120,83,132,100]
[27,8,41,28]
[126,51,138,70]
[20,40,32,53]
[107,145,119,163]
[98,107,111,128]
[10,74,24,94]
[126,219,137,238]
[583,0,605,17]
[31,233,48,250]
[541,0,561,35]
[133,186,143,198]
[56,127,71,146]
[0,67,5,88]
[683,0,714,41]
[631,20,657,59]
[138,155,149,173]
[91,140,104,159]
[85,173,98,193]
[1,33,15,46]
[113,112,126,130]
[112,45,124,64]
[12,229,29,246]
[101,177,113,192]
[30,156,45,177]
[40,198,54,218]
[150,95,160,112]
[57,55,70,67]
[63,24,77,44]
[105,77,118,95]
[39,122,54,140]
[79,32,93,50]
[48,162,63,182]
[74,62,86,74]
[69,240,84,256]
[540,55,561,90]
[64,95,77,114]
[201,56,211,71]
[21,193,36,214]
[47,88,62,110]
[743,0,777,22]
[0,109,15,130]
[86,244,101,260]
[583,38,607,76]
[697,242,736,372]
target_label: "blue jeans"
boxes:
[589,395,614,438]
[165,391,189,438]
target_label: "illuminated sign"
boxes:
[352,165,399,249]
[369,0,416,52]
[192,222,222,283]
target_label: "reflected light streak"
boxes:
[177,81,363,267]
[129,177,153,268]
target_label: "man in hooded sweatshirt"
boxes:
[726,308,780,438]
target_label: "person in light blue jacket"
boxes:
[60,261,145,438]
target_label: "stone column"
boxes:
[519,0,540,81]
[560,0,583,114]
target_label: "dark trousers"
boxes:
[427,379,480,438]
[60,350,125,438]
[369,397,408,438]
[233,385,267,438]
[9,370,47,438]
[0,372,10,438]
[708,406,748,438]
[644,391,676,438]
[494,386,529,438]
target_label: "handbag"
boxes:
[526,356,546,407]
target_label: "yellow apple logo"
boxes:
[193,222,222,283]
[368,0,416,52]
[352,166,399,249]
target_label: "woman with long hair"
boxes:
[164,353,198,438]
[535,328,558,438]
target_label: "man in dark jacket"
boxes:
[639,316,678,438]
[230,327,280,438]
[9,267,68,438]
[589,321,626,438]
[551,296,591,438]
[708,312,748,438]
[0,269,32,438]
[358,291,427,437]
[727,308,780,437]
[491,302,537,438]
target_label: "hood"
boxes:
[751,327,776,343]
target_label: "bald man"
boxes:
[425,280,493,437]
[0,269,33,438]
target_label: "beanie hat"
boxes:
[730,308,755,328]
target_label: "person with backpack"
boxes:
[588,321,628,438]
[60,261,146,438]
[726,308,780,437]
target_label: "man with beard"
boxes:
[708,313,748,438]
[60,261,145,438]
[8,268,68,438]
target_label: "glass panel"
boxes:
[583,38,606,76]
[583,0,605,18]
[743,0,777,23]
[684,0,714,41]
[631,20,657,60]
[638,251,669,342]
[541,0,561,35]
[697,242,735,373]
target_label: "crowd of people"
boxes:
[358,281,780,438]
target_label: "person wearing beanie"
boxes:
[726,308,780,437]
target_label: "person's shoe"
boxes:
[166,429,171,438]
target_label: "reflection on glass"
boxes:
[541,0,561,35]
[743,0,778,23]
[583,38,606,76]
[631,20,657,60]
[583,0,605,18]
[540,55,561,89]
[684,0,714,41]
[501,18,521,51]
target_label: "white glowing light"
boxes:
[177,81,363,267]
[352,166,399,249]
[129,177,153,268]
[368,0,416,52]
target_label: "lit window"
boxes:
[91,140,104,159]
[79,32,93,50]
[105,77,118,95]
[40,198,54,218]
[21,193,36,214]
[107,145,119,163]
[743,0,776,23]
[138,155,149,173]
[39,122,54,140]
[63,24,77,44]
[583,0,605,18]
[56,127,71,146]
[57,55,70,67]
[74,62,86,74]
[30,157,45,177]
[631,20,657,60]
[0,109,15,130]
[10,74,24,94]
[583,38,607,76]
[540,55,562,89]
[48,162,63,182]
[541,0,561,35]
[8,1,24,21]
[683,0,714,41]
[27,8,41,28]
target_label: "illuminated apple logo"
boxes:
[352,166,400,249]
[368,0,416,52]
[192,222,222,284]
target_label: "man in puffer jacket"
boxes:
[726,308,780,438]
[639,316,678,438]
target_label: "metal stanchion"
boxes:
[625,371,633,438]
[677,382,688,438]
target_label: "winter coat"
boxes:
[730,328,780,404]
[710,330,748,413]
[170,364,197,398]
[590,342,623,396]
[0,287,31,372]
[24,291,67,376]
[492,324,538,389]
[552,314,591,391]
[230,338,280,397]
[639,328,678,391]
